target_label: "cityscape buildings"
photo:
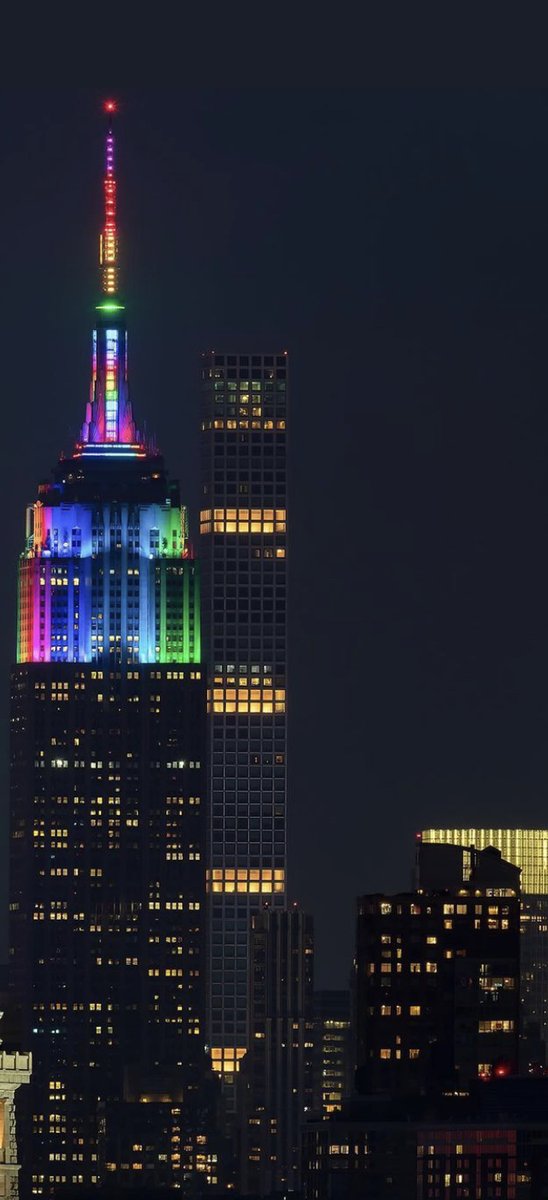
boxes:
[421,828,548,1059]
[303,1079,548,1199]
[0,1029,31,1200]
[356,845,521,1095]
[239,906,314,1195]
[9,92,548,1200]
[9,107,209,1196]
[311,990,353,1119]
[200,351,288,1096]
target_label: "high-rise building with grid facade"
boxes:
[200,352,288,1089]
[9,106,211,1197]
[240,907,314,1195]
[421,829,548,1057]
[356,846,521,1096]
[312,990,353,1118]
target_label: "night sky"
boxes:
[3,88,548,987]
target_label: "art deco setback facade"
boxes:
[9,109,209,1197]
[200,353,288,1087]
[239,907,314,1195]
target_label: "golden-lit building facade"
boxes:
[421,829,548,1058]
[200,353,288,1097]
[421,830,548,894]
[0,1044,32,1200]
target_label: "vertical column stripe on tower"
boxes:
[200,351,288,1107]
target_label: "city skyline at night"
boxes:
[4,89,548,994]
[6,83,548,1199]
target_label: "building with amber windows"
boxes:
[421,828,548,1063]
[9,108,209,1197]
[303,1079,548,1200]
[200,352,288,1094]
[356,845,521,1096]
[311,990,353,1119]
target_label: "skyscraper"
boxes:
[200,353,288,1090]
[0,1026,31,1200]
[240,907,314,1195]
[421,828,548,1060]
[356,846,521,1095]
[311,990,353,1119]
[9,105,207,1197]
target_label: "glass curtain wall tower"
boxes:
[200,352,288,1092]
[10,106,207,1197]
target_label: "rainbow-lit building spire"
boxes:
[79,102,143,455]
[17,103,199,666]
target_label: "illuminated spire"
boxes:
[79,102,146,454]
[100,100,119,296]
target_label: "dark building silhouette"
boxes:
[239,907,313,1195]
[9,108,209,1196]
[303,1078,548,1199]
[200,351,288,1097]
[97,1068,223,1191]
[421,827,548,1066]
[311,990,353,1119]
[355,846,521,1096]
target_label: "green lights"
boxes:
[95,301,125,312]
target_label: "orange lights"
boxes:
[200,508,286,536]
[207,868,285,895]
[210,1047,247,1074]
[208,685,285,715]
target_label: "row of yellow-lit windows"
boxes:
[374,1005,421,1016]
[478,1019,514,1032]
[203,418,286,430]
[200,522,286,535]
[213,674,275,686]
[211,687,285,703]
[34,902,199,918]
[367,961,438,974]
[200,508,286,535]
[378,900,511,917]
[203,508,285,519]
[210,686,285,715]
[379,1048,420,1060]
[208,867,284,894]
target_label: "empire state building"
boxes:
[9,105,208,1196]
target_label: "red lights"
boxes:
[103,100,117,113]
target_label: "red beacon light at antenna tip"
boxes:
[104,100,117,114]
